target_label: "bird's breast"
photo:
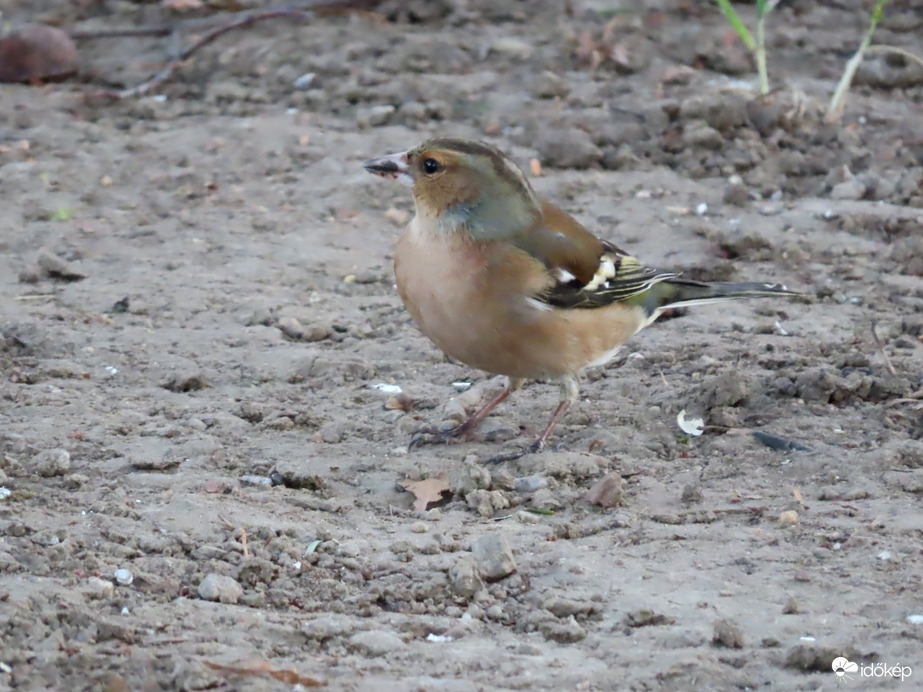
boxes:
[393,219,643,379]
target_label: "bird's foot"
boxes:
[484,440,570,465]
[408,421,472,450]
[484,439,546,464]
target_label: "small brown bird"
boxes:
[365,137,797,460]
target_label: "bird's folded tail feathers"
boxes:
[645,279,798,319]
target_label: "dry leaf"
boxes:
[792,488,803,505]
[529,158,542,177]
[400,474,451,512]
[203,660,323,686]
[584,473,624,508]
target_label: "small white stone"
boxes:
[695,202,708,216]
[426,633,453,642]
[114,568,134,586]
[293,72,316,89]
[906,614,923,625]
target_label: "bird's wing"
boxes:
[541,241,680,309]
[513,200,678,310]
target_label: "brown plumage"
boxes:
[365,137,798,460]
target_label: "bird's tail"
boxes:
[641,279,799,322]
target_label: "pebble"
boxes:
[539,616,587,643]
[33,448,71,478]
[907,614,923,626]
[86,577,115,599]
[450,462,491,497]
[682,121,724,150]
[465,489,509,518]
[449,554,485,599]
[584,473,624,508]
[514,474,548,493]
[489,37,533,60]
[197,574,243,604]
[531,70,570,99]
[830,178,866,201]
[713,618,745,648]
[37,251,85,281]
[239,475,273,486]
[114,568,134,586]
[277,316,305,340]
[785,644,846,672]
[292,72,316,89]
[384,208,410,226]
[348,629,405,656]
[534,126,601,169]
[357,105,395,128]
[724,183,749,206]
[31,531,60,546]
[779,510,799,527]
[471,533,517,582]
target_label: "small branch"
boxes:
[864,44,923,69]
[870,321,897,377]
[94,1,382,99]
[97,10,313,98]
[71,26,176,40]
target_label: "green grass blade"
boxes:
[826,0,891,122]
[715,0,756,51]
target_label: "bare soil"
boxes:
[1,1,922,690]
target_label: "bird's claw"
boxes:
[408,422,468,450]
[485,439,546,464]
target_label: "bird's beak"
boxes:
[363,151,413,187]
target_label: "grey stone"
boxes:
[197,574,243,604]
[532,70,570,99]
[33,448,70,477]
[713,618,745,648]
[449,554,485,599]
[535,126,601,169]
[539,616,587,643]
[471,533,516,582]
[348,629,405,656]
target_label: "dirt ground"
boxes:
[1,0,922,690]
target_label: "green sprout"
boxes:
[826,0,923,122]
[51,208,73,222]
[714,0,778,95]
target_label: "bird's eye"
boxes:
[422,158,442,175]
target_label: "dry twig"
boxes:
[870,321,897,377]
[93,1,383,98]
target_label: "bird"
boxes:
[364,137,798,461]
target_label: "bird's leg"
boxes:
[485,376,579,464]
[409,377,524,449]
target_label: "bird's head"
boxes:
[364,137,540,238]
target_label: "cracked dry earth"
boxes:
[1,0,922,690]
